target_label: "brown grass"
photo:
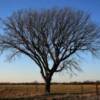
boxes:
[0,83,99,99]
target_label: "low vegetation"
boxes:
[0,82,99,100]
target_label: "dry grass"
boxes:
[0,84,44,97]
[0,83,99,99]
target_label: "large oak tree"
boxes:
[0,8,100,94]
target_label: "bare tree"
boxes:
[0,8,100,94]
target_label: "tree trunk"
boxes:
[45,80,51,94]
[45,75,52,95]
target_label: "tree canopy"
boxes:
[0,8,100,93]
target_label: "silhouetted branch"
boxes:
[0,7,100,93]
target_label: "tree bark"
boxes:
[45,74,52,95]
[45,80,51,94]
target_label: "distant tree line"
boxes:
[0,81,100,85]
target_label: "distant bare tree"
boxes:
[0,8,100,94]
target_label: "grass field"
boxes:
[0,83,99,99]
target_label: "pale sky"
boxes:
[0,0,100,83]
